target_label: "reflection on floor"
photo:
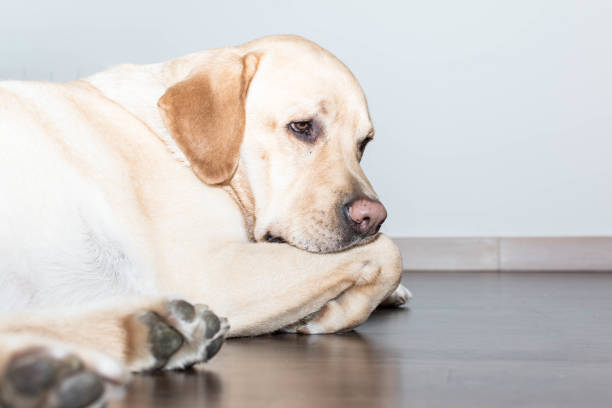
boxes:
[110,272,612,408]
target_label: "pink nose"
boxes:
[346,197,387,236]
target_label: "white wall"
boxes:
[2,0,611,237]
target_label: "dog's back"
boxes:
[0,80,152,311]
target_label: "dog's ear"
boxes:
[158,52,259,185]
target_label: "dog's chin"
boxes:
[261,230,380,254]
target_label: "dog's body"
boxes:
[0,36,409,406]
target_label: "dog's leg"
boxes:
[174,234,404,337]
[281,239,408,334]
[0,297,228,376]
[286,281,412,334]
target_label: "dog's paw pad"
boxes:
[139,311,184,366]
[55,372,104,408]
[1,347,125,408]
[201,309,221,338]
[5,349,61,396]
[204,336,225,360]
[169,299,196,323]
[131,298,230,371]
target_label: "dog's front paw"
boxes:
[0,343,127,408]
[126,298,229,371]
[379,283,412,308]
[283,235,405,334]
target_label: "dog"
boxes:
[0,35,411,406]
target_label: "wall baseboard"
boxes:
[392,237,612,271]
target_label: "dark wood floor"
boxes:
[109,272,612,408]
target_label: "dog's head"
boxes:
[159,35,385,253]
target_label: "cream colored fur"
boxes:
[0,35,409,382]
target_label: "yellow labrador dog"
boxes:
[0,35,410,406]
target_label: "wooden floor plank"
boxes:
[109,272,612,408]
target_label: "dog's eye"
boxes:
[289,121,315,141]
[291,121,311,133]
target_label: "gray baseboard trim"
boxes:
[393,237,612,271]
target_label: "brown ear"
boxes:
[158,53,259,185]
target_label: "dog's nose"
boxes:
[345,197,387,236]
